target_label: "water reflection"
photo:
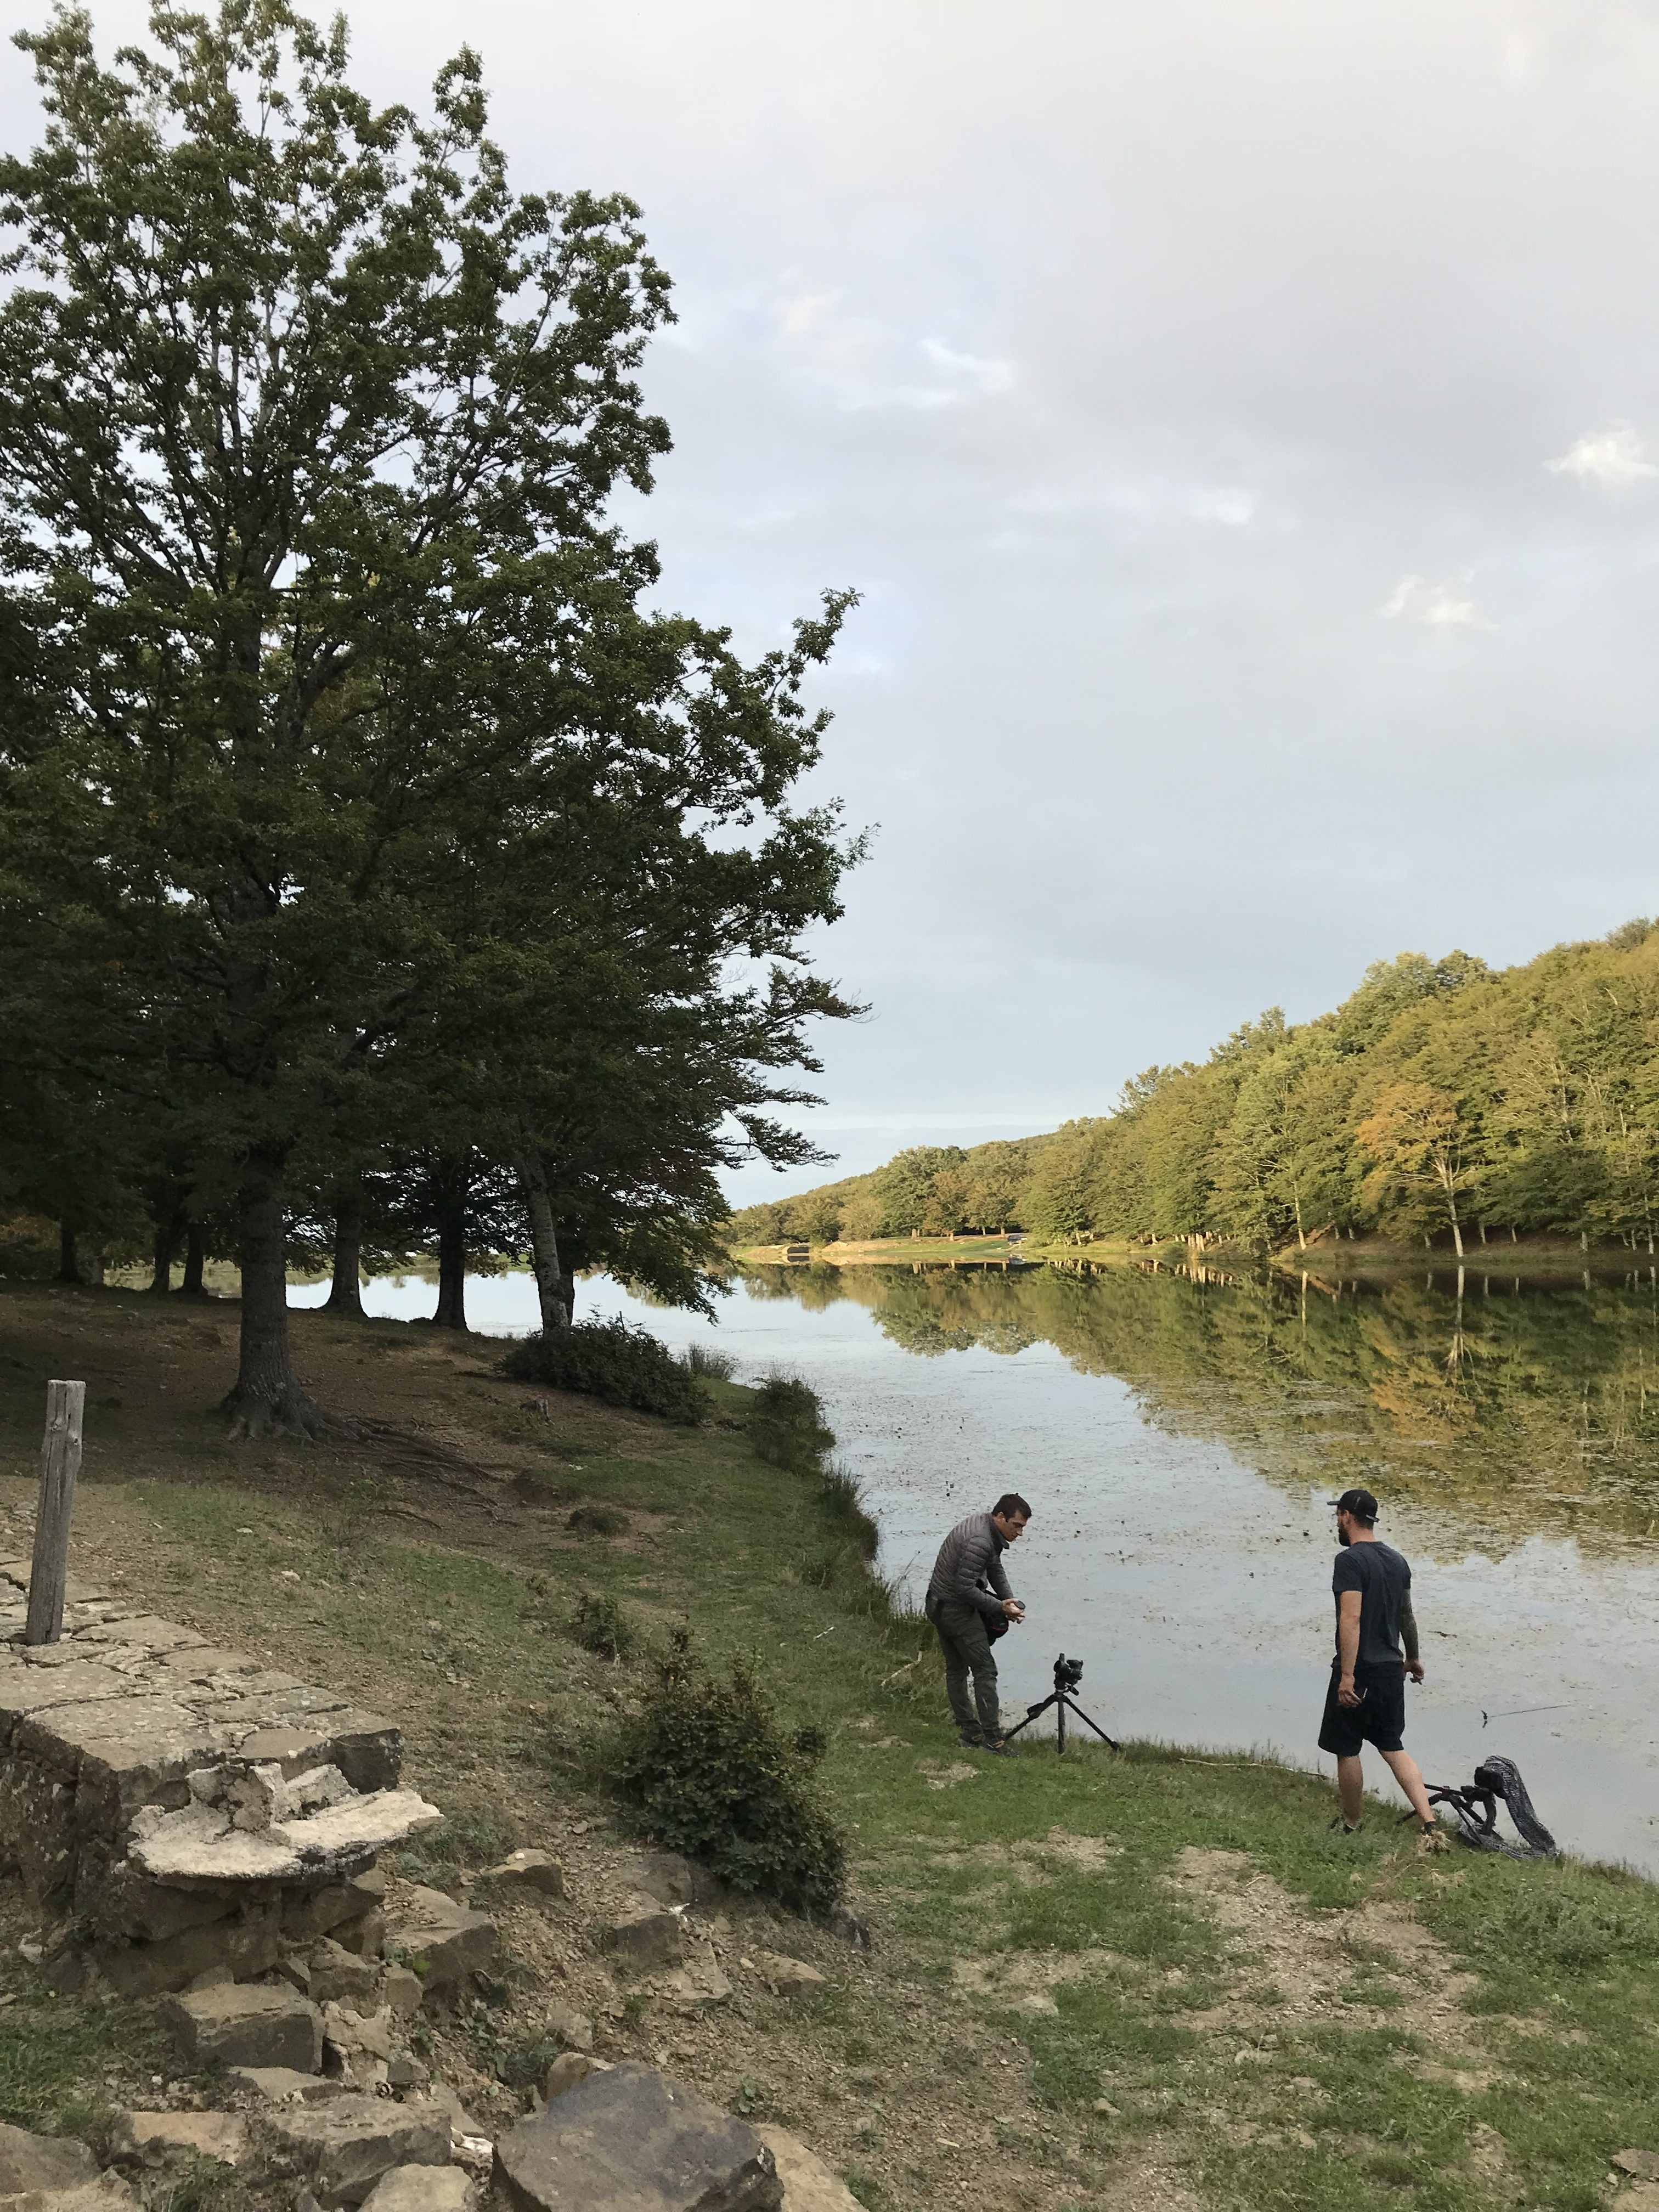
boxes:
[742,1259,1659,1551]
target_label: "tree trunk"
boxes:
[325,1187,365,1317]
[178,1224,206,1296]
[148,1205,180,1293]
[517,1151,572,1335]
[433,1163,469,1331]
[57,1220,82,1283]
[221,1152,329,1438]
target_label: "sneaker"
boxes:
[1328,1815,1362,1834]
[957,1729,985,1749]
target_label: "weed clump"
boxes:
[603,1629,845,1914]
[682,1342,738,1382]
[503,1319,708,1425]
[572,1588,636,1661]
[748,1373,835,1474]
[567,1504,628,1537]
[394,1810,513,1892]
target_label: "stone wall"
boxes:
[0,1560,438,1993]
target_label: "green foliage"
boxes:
[741,924,1659,1256]
[748,1373,836,1473]
[503,1319,708,1424]
[572,1587,636,1660]
[682,1342,739,1382]
[393,1810,514,1892]
[602,1630,846,1912]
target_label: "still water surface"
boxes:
[292,1257,1659,1872]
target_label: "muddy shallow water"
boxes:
[294,1256,1659,1873]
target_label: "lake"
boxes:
[292,1254,1659,1872]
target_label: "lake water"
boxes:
[292,1256,1659,1872]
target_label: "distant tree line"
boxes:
[731,924,1659,1258]
[0,4,858,1433]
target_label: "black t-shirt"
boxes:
[1332,1541,1410,1671]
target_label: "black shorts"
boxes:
[1318,1663,1406,1757]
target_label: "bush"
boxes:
[748,1374,834,1474]
[603,1629,845,1914]
[503,1318,708,1424]
[572,1588,636,1660]
[682,1342,738,1382]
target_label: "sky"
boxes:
[7,1,1659,1203]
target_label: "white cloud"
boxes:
[1380,575,1491,629]
[1545,422,1659,489]
[917,338,1014,396]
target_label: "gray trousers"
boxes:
[932,1598,1001,1736]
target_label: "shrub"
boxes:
[572,1588,636,1660]
[394,1810,514,1892]
[567,1504,629,1537]
[748,1373,834,1474]
[682,1342,738,1381]
[603,1629,845,1914]
[502,1318,708,1424]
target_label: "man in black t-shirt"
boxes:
[1318,1487,1437,1836]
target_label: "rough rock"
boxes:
[261,2095,451,2208]
[284,1870,385,1945]
[755,2130,862,2211]
[0,2124,98,2195]
[385,1887,495,1991]
[323,2003,394,2061]
[98,1904,281,1998]
[110,2113,247,2168]
[334,1908,385,1959]
[310,1938,379,2008]
[481,1850,565,1904]
[386,2056,428,2090]
[598,1904,683,1972]
[381,1967,422,2019]
[358,2169,473,2212]
[624,1852,694,1906]
[544,2002,593,2052]
[656,1945,732,2008]
[1618,2157,1659,2182]
[0,2175,138,2212]
[230,2069,351,2107]
[162,1981,324,2072]
[543,2052,596,2100]
[756,1954,826,2000]
[495,2064,780,2212]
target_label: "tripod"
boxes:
[1000,1656,1119,1754]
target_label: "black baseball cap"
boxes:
[1330,1487,1379,1524]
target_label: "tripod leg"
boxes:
[1062,1696,1120,1753]
[998,1695,1056,1743]
[1057,1698,1066,1755]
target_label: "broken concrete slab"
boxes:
[109,2113,247,2168]
[494,2063,781,2212]
[597,1904,683,1973]
[480,1850,565,1904]
[72,1619,205,1654]
[385,1887,495,1991]
[261,2093,450,2207]
[358,2169,473,2212]
[162,1980,323,2072]
[754,2129,861,2212]
[0,2124,98,2196]
[232,1717,401,1793]
[129,1788,441,1887]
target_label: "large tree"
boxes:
[0,1,858,1428]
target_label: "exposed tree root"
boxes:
[219,1380,347,1442]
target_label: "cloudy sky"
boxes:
[9,2,1659,1200]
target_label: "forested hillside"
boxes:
[730,921,1659,1255]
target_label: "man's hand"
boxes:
[1002,1599,1025,1622]
[1337,1672,1361,1708]
[1407,1659,1425,1684]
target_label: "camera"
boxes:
[1054,1654,1084,1692]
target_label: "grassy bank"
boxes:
[0,1281,1655,2211]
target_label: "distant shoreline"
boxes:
[731,1229,1658,1276]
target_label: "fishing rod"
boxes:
[1480,1702,1572,1726]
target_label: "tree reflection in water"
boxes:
[741,1258,1659,1551]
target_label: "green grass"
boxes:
[2,1294,1657,2205]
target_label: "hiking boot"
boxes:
[1328,1815,1362,1834]
[957,1729,985,1749]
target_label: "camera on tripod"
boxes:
[1000,1651,1118,1754]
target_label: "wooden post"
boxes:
[25,1380,84,1646]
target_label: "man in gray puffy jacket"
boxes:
[924,1494,1031,1750]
